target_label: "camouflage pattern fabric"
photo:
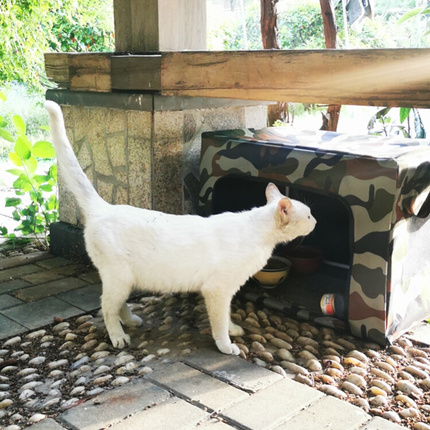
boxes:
[199,128,430,345]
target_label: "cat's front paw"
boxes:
[216,339,240,355]
[110,333,131,349]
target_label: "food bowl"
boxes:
[252,256,292,289]
[281,245,323,274]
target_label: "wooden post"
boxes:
[319,0,341,131]
[114,0,206,52]
[260,0,289,126]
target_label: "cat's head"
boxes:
[266,183,316,240]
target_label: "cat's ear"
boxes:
[266,183,284,202]
[278,198,292,221]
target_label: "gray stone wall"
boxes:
[47,91,267,226]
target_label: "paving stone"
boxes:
[50,263,90,277]
[183,348,282,393]
[0,294,23,310]
[358,416,407,430]
[22,269,66,285]
[59,379,170,430]
[221,378,324,430]
[57,284,102,311]
[14,277,89,302]
[275,395,370,430]
[110,397,209,430]
[0,278,32,295]
[77,270,101,284]
[26,418,68,429]
[2,297,84,329]
[0,251,53,270]
[35,256,73,270]
[0,314,27,339]
[148,362,249,411]
[0,262,44,281]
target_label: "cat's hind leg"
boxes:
[100,275,133,349]
[202,286,240,355]
[120,303,143,328]
[229,320,244,337]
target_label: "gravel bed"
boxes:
[1,291,430,429]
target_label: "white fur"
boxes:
[45,101,316,355]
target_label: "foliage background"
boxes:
[0,0,113,92]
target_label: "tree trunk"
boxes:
[319,0,341,131]
[260,0,280,49]
[260,0,289,126]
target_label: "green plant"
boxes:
[398,4,430,30]
[367,107,426,138]
[0,91,58,248]
[0,0,113,93]
[49,10,114,53]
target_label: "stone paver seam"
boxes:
[180,359,261,395]
[144,374,246,430]
[219,392,326,430]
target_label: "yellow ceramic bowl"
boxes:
[253,256,292,289]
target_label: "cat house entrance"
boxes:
[212,175,353,321]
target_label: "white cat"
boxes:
[45,101,316,355]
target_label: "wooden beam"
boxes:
[69,53,111,92]
[111,55,161,90]
[161,49,430,108]
[44,49,430,108]
[44,53,70,89]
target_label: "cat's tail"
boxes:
[45,101,106,217]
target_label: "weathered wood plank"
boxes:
[44,49,430,108]
[68,53,111,92]
[44,53,70,89]
[111,55,161,90]
[160,49,430,107]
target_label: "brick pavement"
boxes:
[0,252,407,430]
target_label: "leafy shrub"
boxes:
[49,10,114,53]
[0,91,58,248]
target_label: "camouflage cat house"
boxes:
[199,127,430,345]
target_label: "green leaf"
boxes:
[0,226,8,236]
[0,91,6,102]
[12,210,21,221]
[8,152,23,167]
[376,107,391,119]
[33,175,50,185]
[12,115,26,135]
[0,128,15,142]
[23,155,38,174]
[6,168,25,177]
[14,136,32,160]
[413,108,426,139]
[32,140,56,159]
[398,7,423,24]
[13,175,32,192]
[5,197,22,207]
[399,107,411,124]
[49,164,58,181]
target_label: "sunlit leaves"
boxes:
[0,92,58,246]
